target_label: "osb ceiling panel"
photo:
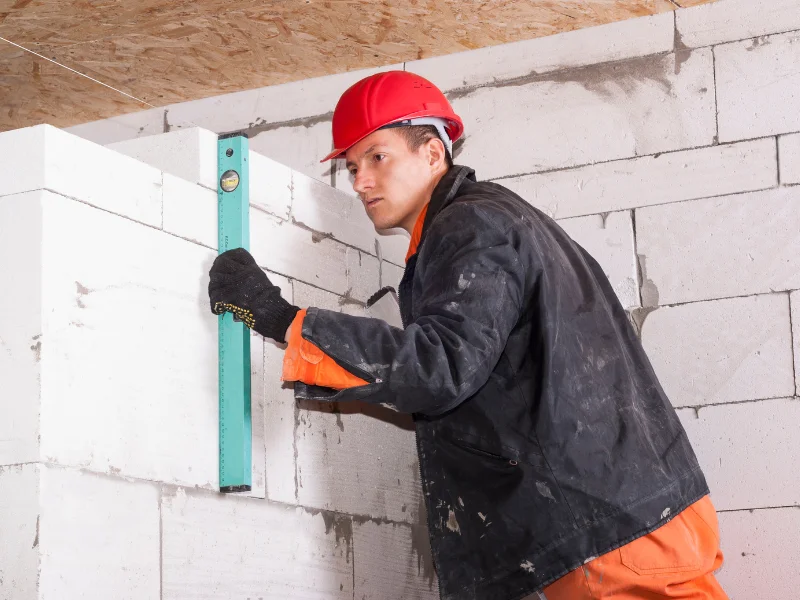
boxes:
[0,0,716,132]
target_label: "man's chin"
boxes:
[367,214,397,231]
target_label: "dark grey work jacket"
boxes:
[295,166,709,600]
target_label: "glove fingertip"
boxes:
[229,247,256,265]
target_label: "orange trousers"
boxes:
[543,496,728,600]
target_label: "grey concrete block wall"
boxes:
[453,49,716,181]
[39,0,800,596]
[161,488,354,599]
[716,507,800,599]
[296,405,420,524]
[353,519,438,600]
[779,132,800,185]
[715,30,800,142]
[677,399,800,511]
[792,291,800,395]
[675,0,800,49]
[635,187,800,304]
[642,294,795,407]
[410,12,676,93]
[501,138,777,219]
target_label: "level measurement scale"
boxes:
[217,132,252,493]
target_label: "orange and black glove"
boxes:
[208,248,299,343]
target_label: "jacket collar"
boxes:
[415,165,475,255]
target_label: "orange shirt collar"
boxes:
[405,204,429,263]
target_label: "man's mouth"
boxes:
[365,197,382,209]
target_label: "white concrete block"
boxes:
[347,248,381,303]
[410,12,674,92]
[716,31,800,143]
[162,173,217,248]
[676,0,800,48]
[501,138,778,219]
[108,127,219,190]
[557,211,639,309]
[717,507,800,599]
[36,191,222,489]
[382,260,406,290]
[678,398,800,510]
[378,228,411,267]
[778,133,800,185]
[64,107,165,145]
[291,169,377,255]
[244,330,267,499]
[256,273,297,505]
[264,339,298,505]
[296,406,421,524]
[162,164,292,252]
[642,294,795,407]
[0,193,42,465]
[163,92,262,134]
[353,520,438,600]
[250,210,350,296]
[294,281,344,312]
[162,489,353,599]
[240,273,294,500]
[0,125,163,227]
[333,161,357,196]
[454,50,715,180]
[635,187,800,304]
[250,151,292,219]
[165,63,403,135]
[0,464,39,600]
[244,120,334,183]
[792,292,799,396]
[109,128,293,220]
[39,465,160,599]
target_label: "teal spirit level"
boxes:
[217,133,252,493]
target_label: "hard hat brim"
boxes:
[320,146,347,163]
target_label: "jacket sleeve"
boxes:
[295,201,527,416]
[282,309,369,389]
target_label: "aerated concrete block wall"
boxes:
[0,124,434,599]
[23,0,800,597]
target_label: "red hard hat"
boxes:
[320,70,464,162]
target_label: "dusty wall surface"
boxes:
[9,0,800,597]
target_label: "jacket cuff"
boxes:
[282,309,369,390]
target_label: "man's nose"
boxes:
[353,170,373,195]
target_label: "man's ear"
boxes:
[426,137,447,170]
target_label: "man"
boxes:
[209,71,727,600]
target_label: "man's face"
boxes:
[344,129,443,232]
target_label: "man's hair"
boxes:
[394,125,453,168]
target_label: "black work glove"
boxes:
[208,248,299,343]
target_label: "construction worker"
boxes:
[209,71,727,600]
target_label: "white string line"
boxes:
[0,35,156,108]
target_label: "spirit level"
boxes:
[217,132,252,493]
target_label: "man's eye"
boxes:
[374,154,385,162]
[349,169,357,177]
